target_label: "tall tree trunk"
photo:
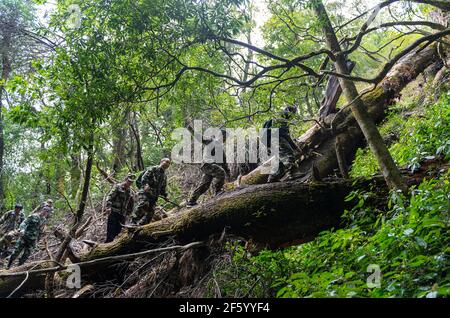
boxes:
[55,129,95,262]
[129,111,144,171]
[0,23,13,210]
[69,153,81,199]
[311,0,407,193]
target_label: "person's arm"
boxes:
[19,213,25,226]
[105,186,118,212]
[161,175,168,198]
[18,217,29,235]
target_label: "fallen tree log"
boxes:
[1,159,446,298]
[2,178,362,297]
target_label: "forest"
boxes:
[0,0,449,300]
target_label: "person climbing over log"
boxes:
[0,203,25,236]
[105,174,135,243]
[0,204,25,259]
[263,105,302,183]
[6,205,52,269]
[132,158,171,225]
[186,129,230,208]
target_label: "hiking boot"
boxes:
[186,201,198,208]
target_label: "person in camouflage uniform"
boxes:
[187,130,230,207]
[264,106,301,183]
[0,204,25,235]
[132,158,170,225]
[6,206,51,268]
[0,204,25,258]
[105,174,135,243]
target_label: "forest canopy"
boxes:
[0,0,448,300]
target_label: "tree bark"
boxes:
[69,153,81,199]
[112,112,128,174]
[319,60,355,119]
[295,43,441,182]
[335,136,349,179]
[129,112,144,171]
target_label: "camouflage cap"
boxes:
[14,203,23,209]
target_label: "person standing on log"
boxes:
[264,106,301,183]
[105,174,135,243]
[6,206,51,268]
[132,158,171,225]
[186,129,230,208]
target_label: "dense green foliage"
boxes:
[351,93,450,177]
[208,95,450,298]
[0,0,448,299]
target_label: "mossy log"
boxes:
[0,177,377,297]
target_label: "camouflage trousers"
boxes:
[7,237,36,267]
[268,137,296,183]
[132,190,158,225]
[189,163,226,203]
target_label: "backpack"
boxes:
[135,170,148,189]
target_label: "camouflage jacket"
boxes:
[0,210,25,234]
[141,166,167,198]
[106,183,134,216]
[269,114,298,151]
[19,213,45,243]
